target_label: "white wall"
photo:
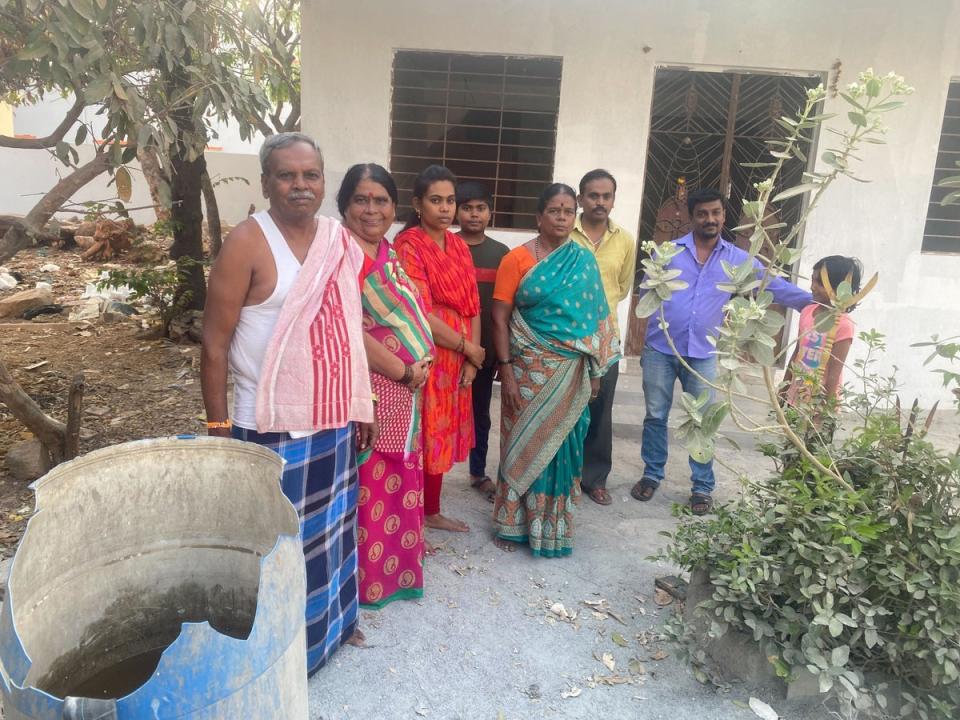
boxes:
[12,94,267,156]
[0,145,264,227]
[302,0,960,403]
[3,95,267,226]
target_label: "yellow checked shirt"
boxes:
[571,216,637,337]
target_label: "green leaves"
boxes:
[634,241,689,318]
[650,71,960,720]
[847,111,868,127]
[771,182,819,203]
[659,384,960,719]
[675,394,729,464]
[634,289,662,319]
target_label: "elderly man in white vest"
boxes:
[201,132,376,675]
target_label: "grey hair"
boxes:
[259,132,324,174]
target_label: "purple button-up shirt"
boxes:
[644,233,813,359]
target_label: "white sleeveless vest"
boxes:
[228,211,302,429]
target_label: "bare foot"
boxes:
[424,513,470,532]
[493,537,517,553]
[346,628,366,647]
[424,539,437,556]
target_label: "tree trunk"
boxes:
[64,373,85,461]
[0,151,111,263]
[201,169,223,258]
[137,145,171,224]
[0,215,62,245]
[0,358,66,465]
[168,149,208,311]
[165,28,208,312]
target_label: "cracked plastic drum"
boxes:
[0,436,308,719]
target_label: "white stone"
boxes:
[0,287,54,319]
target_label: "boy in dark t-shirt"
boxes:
[456,182,509,501]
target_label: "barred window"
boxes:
[390,51,562,230]
[923,80,960,253]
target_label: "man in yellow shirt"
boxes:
[571,169,637,505]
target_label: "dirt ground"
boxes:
[0,244,205,560]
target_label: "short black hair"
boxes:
[579,169,617,195]
[336,163,398,216]
[813,255,863,309]
[687,188,724,216]
[537,183,578,214]
[456,181,493,209]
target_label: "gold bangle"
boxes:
[206,420,232,429]
[371,392,379,404]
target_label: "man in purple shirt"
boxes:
[631,188,811,514]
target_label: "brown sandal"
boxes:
[630,478,659,502]
[470,475,496,502]
[689,493,713,516]
[586,487,613,505]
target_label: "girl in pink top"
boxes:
[783,256,862,406]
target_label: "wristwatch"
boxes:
[497,358,513,365]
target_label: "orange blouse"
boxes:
[492,246,536,305]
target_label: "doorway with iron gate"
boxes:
[624,67,822,356]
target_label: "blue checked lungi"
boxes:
[233,423,359,676]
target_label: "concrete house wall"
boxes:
[302,0,960,403]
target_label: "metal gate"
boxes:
[624,68,822,355]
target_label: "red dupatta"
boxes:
[393,226,480,318]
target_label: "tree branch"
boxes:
[253,114,274,137]
[64,373,85,461]
[282,93,301,133]
[0,148,112,262]
[0,96,85,149]
[0,357,66,464]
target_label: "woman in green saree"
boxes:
[490,183,620,557]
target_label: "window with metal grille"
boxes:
[923,80,960,253]
[389,51,562,230]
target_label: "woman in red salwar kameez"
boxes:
[394,165,483,533]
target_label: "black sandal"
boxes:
[630,477,658,502]
[689,493,713,516]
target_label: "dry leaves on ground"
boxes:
[581,597,627,625]
[653,587,674,606]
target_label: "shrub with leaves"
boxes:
[660,333,960,719]
[97,258,198,335]
[642,68,960,719]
